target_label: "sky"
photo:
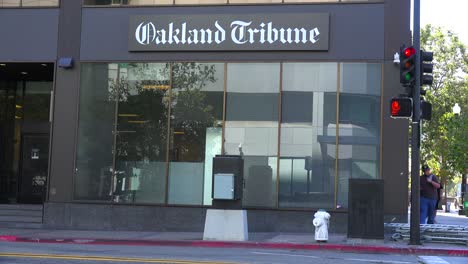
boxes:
[413,0,468,44]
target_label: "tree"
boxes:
[420,25,467,194]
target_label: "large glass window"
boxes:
[82,0,382,6]
[229,0,281,3]
[175,0,227,4]
[279,63,337,209]
[284,0,338,2]
[0,0,59,7]
[76,62,223,205]
[23,82,51,121]
[75,63,171,203]
[76,61,382,210]
[225,63,280,208]
[114,63,170,204]
[75,64,116,201]
[22,0,59,6]
[168,63,224,205]
[126,0,173,4]
[337,63,381,208]
[1,0,21,6]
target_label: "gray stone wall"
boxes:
[44,202,367,233]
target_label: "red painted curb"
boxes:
[4,236,467,256]
[0,235,17,242]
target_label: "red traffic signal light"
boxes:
[404,47,416,58]
[390,98,412,118]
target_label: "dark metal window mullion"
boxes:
[221,63,227,155]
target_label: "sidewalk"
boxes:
[404,207,468,226]
[1,228,467,256]
[433,210,468,225]
[1,210,466,256]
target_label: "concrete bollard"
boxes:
[313,209,330,242]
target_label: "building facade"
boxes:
[0,0,411,232]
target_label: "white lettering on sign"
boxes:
[134,20,321,47]
[230,20,251,44]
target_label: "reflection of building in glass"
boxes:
[279,63,337,209]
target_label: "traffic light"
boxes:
[421,100,432,120]
[390,98,412,118]
[400,46,416,87]
[420,50,434,86]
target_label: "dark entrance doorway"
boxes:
[0,63,54,204]
[18,134,50,203]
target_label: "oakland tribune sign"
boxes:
[129,13,329,51]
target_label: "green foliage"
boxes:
[420,25,468,183]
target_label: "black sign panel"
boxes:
[129,13,329,51]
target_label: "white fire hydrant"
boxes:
[313,210,330,242]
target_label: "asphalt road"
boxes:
[0,241,466,264]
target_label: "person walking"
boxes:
[420,165,441,224]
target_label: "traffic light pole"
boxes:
[409,0,422,245]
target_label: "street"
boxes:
[0,241,466,264]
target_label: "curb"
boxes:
[1,236,467,256]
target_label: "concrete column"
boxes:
[48,1,82,202]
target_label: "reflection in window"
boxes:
[114,63,170,204]
[337,63,381,208]
[0,0,20,6]
[81,0,377,6]
[23,82,51,121]
[341,0,378,2]
[126,0,173,4]
[0,0,59,7]
[279,63,337,209]
[22,0,59,6]
[284,0,338,2]
[75,61,383,210]
[75,64,116,200]
[168,63,224,205]
[229,0,281,3]
[83,0,172,5]
[75,63,171,203]
[175,0,227,4]
[225,63,280,208]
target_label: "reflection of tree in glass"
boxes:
[115,63,170,163]
[172,63,218,126]
[171,63,219,162]
[113,62,219,164]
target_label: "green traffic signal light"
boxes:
[405,73,412,81]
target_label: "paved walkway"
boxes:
[405,208,468,226]
[0,210,466,256]
[433,210,468,226]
